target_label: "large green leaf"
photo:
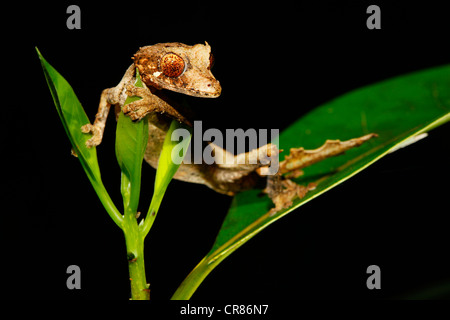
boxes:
[37,48,123,228]
[172,64,450,299]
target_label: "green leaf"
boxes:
[37,48,100,181]
[116,69,148,214]
[172,64,450,299]
[141,119,192,237]
[37,48,123,228]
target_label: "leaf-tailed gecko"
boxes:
[81,42,376,214]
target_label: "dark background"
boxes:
[2,1,449,300]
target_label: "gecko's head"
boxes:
[133,42,221,98]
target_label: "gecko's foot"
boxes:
[125,84,150,99]
[123,102,152,121]
[81,124,103,148]
[122,84,154,121]
[266,133,377,215]
[267,178,316,216]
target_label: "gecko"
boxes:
[81,42,377,214]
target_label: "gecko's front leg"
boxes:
[81,88,112,147]
[82,65,135,148]
[123,84,191,125]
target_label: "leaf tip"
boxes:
[35,47,43,59]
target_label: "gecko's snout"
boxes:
[200,79,221,98]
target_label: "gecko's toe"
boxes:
[81,124,102,148]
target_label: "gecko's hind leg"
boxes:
[265,174,317,216]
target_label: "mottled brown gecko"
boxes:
[81,42,376,214]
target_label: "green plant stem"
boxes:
[121,173,150,300]
[140,196,159,238]
[123,214,149,300]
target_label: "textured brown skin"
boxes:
[133,42,221,98]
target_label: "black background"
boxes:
[2,1,449,300]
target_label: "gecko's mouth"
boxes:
[157,73,222,98]
[182,82,222,98]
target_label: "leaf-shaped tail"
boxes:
[266,133,378,214]
[279,133,378,177]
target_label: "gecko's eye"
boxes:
[160,53,185,78]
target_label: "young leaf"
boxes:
[37,48,123,228]
[141,120,192,237]
[116,70,149,214]
[172,64,450,299]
